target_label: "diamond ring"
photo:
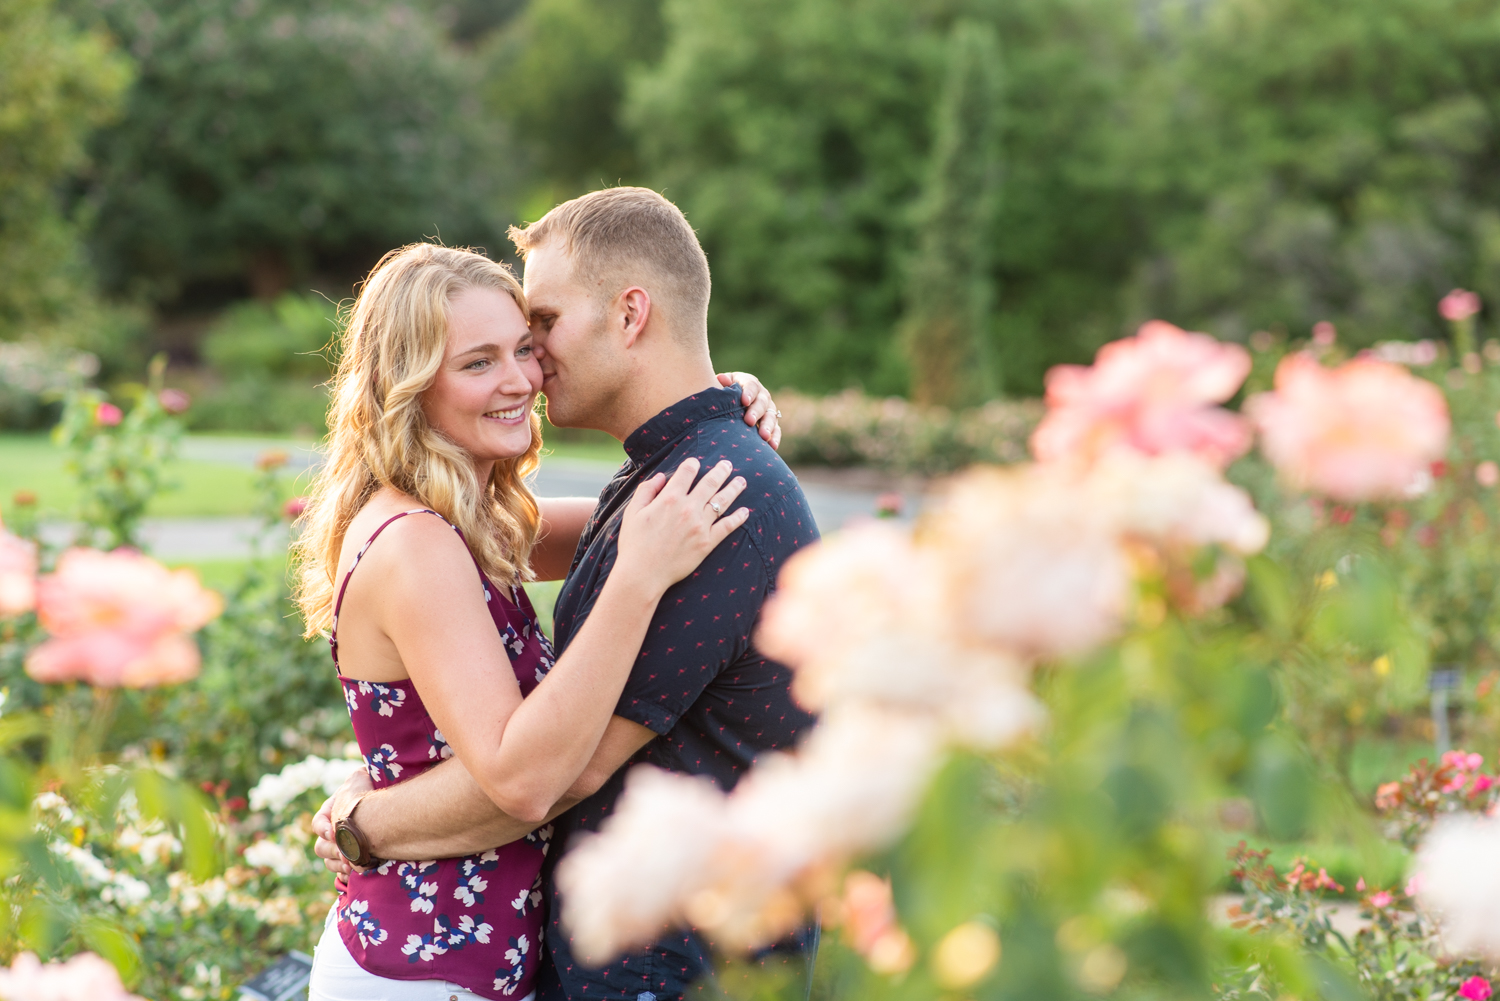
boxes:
[709,501,722,515]
[774,409,782,418]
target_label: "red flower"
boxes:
[95,402,123,427]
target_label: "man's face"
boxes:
[523,243,626,430]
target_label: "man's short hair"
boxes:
[508,187,711,338]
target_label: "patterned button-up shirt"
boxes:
[540,384,820,1000]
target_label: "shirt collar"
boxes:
[622,384,744,465]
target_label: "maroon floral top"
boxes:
[330,509,557,999]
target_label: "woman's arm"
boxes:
[531,496,597,580]
[719,371,784,450]
[382,458,747,825]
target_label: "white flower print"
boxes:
[344,686,359,712]
[428,728,453,761]
[456,873,487,907]
[364,743,402,782]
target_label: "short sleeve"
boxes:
[612,526,772,735]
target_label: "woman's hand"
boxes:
[614,457,749,596]
[718,372,784,450]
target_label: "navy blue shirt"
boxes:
[538,385,820,1000]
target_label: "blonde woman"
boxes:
[295,243,777,1001]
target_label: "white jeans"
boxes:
[308,908,535,1001]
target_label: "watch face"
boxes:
[335,825,362,863]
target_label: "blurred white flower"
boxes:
[757,523,1042,747]
[248,754,363,814]
[560,707,945,961]
[243,837,308,877]
[50,842,151,907]
[116,825,181,867]
[1088,452,1269,555]
[929,465,1132,660]
[254,894,304,926]
[1414,814,1500,958]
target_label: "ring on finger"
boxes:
[774,409,782,418]
[709,500,722,515]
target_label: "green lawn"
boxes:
[0,432,623,523]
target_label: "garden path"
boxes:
[41,450,918,559]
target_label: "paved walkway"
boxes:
[45,447,920,560]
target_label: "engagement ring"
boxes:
[709,501,722,515]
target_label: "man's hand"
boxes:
[719,372,783,450]
[312,768,373,877]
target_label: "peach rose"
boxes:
[1032,321,1253,469]
[0,524,37,617]
[1246,353,1450,502]
[27,548,222,688]
[0,951,144,1001]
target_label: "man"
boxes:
[313,186,820,1000]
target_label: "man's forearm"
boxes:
[359,756,568,860]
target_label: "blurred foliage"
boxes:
[184,291,336,434]
[481,0,664,202]
[199,293,337,380]
[776,388,1039,475]
[900,20,1002,407]
[0,0,131,339]
[68,0,514,303]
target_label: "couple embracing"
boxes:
[297,187,821,1001]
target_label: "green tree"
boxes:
[0,0,131,338]
[627,0,1149,395]
[482,0,664,207]
[75,0,514,303]
[1129,0,1500,347]
[902,21,1003,407]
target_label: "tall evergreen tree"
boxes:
[901,20,1002,407]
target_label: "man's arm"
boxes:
[313,715,656,870]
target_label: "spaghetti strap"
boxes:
[329,508,468,664]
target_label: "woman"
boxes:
[294,243,780,1001]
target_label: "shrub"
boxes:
[775,388,1040,476]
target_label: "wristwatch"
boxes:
[333,795,383,869]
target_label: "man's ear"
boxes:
[618,287,652,349]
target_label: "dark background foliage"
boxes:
[5,0,1500,400]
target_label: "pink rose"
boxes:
[1246,353,1450,502]
[94,402,123,426]
[0,951,145,1001]
[1478,461,1500,488]
[26,548,222,688]
[283,495,309,520]
[0,523,37,617]
[1031,321,1253,469]
[157,388,191,414]
[1441,289,1482,323]
[1312,321,1337,347]
[1368,890,1393,909]
[1460,976,1493,1001]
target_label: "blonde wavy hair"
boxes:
[294,243,542,637]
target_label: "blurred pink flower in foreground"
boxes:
[1413,815,1500,958]
[0,522,37,617]
[1312,321,1337,347]
[157,388,191,414]
[0,951,144,1001]
[1032,320,1252,469]
[27,548,222,687]
[832,871,916,974]
[1478,461,1500,488]
[559,707,943,960]
[1442,289,1482,323]
[1246,353,1450,502]
[94,402,123,426]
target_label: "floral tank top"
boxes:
[330,509,558,999]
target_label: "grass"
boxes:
[0,432,623,523]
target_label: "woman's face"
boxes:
[422,286,542,469]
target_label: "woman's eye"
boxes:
[465,358,490,371]
[517,345,533,358]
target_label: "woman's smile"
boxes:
[484,402,531,424]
